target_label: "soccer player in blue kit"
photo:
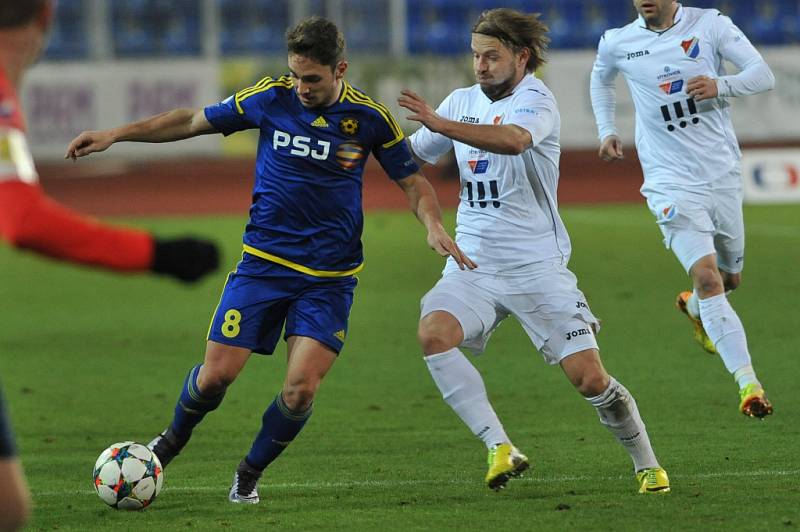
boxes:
[67,16,472,504]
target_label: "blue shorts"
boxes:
[207,253,358,355]
[0,385,17,458]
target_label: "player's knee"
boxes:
[574,370,609,397]
[692,267,724,296]
[0,492,30,531]
[418,317,460,356]
[282,381,317,411]
[196,368,236,396]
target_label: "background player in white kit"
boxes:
[398,8,669,494]
[590,1,774,418]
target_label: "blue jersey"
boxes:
[205,76,419,276]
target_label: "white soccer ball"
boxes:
[92,441,163,510]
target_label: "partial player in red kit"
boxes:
[0,1,218,282]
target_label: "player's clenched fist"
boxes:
[65,130,115,160]
[686,75,718,102]
[598,135,624,162]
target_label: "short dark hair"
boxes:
[0,0,45,29]
[285,16,345,69]
[472,8,550,72]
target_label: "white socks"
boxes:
[586,378,659,472]
[424,348,509,448]
[697,293,758,385]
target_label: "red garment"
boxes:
[0,66,154,271]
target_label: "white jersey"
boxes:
[590,4,774,189]
[410,74,570,274]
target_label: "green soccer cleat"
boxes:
[676,291,717,354]
[636,467,671,494]
[485,443,529,491]
[739,383,774,419]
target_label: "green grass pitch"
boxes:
[1,204,798,531]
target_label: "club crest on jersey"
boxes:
[339,117,359,136]
[468,160,489,174]
[659,204,677,222]
[493,114,504,125]
[311,116,329,128]
[659,79,684,95]
[681,37,700,59]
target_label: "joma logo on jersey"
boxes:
[566,328,591,341]
[459,115,479,124]
[626,50,650,60]
[272,130,330,160]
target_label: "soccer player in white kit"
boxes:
[590,1,774,418]
[398,8,669,494]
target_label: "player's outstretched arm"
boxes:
[395,173,476,271]
[65,108,215,160]
[598,135,624,162]
[398,89,529,155]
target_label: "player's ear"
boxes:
[517,47,531,70]
[334,60,348,80]
[36,0,55,32]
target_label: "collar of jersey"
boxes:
[637,2,683,33]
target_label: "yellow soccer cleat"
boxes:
[739,383,774,418]
[485,443,529,491]
[676,291,717,354]
[636,467,671,494]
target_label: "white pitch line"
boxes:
[34,469,800,497]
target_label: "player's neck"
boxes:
[646,4,679,31]
[324,79,344,107]
[0,35,37,90]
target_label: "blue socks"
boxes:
[170,364,225,442]
[245,393,312,471]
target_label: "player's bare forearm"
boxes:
[395,173,476,270]
[399,88,529,155]
[113,108,213,143]
[435,121,531,155]
[66,108,214,159]
[396,173,440,228]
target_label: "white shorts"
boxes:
[642,167,745,274]
[420,261,600,365]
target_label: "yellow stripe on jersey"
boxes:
[242,245,364,278]
[234,75,293,114]
[342,82,405,149]
[0,128,38,184]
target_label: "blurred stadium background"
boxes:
[5,3,800,529]
[25,0,800,213]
